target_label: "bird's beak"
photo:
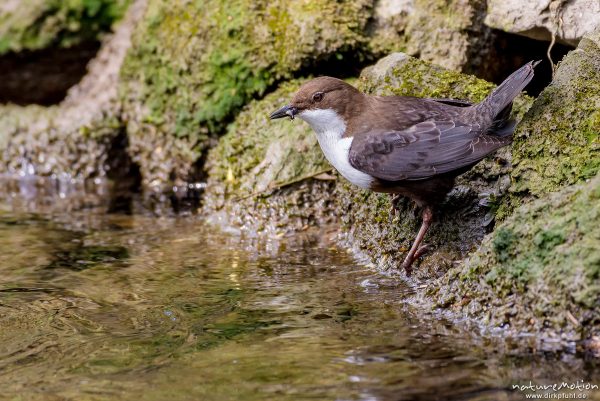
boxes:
[269,105,297,120]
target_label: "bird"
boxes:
[269,61,538,274]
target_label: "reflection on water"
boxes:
[0,210,598,401]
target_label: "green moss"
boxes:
[359,56,495,100]
[0,0,130,55]
[492,228,517,263]
[504,27,600,214]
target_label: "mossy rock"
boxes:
[202,80,336,234]
[432,173,600,345]
[0,0,130,55]
[505,26,600,215]
[119,0,378,188]
[335,53,532,278]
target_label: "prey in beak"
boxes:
[270,105,297,120]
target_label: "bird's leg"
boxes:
[401,206,434,275]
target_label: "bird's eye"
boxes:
[312,92,324,102]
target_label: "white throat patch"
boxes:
[299,109,373,189]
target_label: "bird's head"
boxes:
[269,77,363,133]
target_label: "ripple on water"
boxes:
[0,210,598,401]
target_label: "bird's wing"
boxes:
[348,120,510,181]
[427,98,473,107]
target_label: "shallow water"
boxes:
[0,209,598,401]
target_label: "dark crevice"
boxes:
[168,149,209,214]
[105,130,142,214]
[469,30,574,97]
[0,41,101,106]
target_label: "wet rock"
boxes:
[485,0,600,46]
[432,174,600,346]
[503,26,600,216]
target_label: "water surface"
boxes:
[0,210,598,401]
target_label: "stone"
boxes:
[0,0,130,54]
[485,0,600,46]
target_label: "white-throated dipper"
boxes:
[270,61,539,274]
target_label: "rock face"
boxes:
[485,0,600,46]
[369,0,492,74]
[503,26,600,215]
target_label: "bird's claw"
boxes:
[389,194,403,216]
[401,244,432,275]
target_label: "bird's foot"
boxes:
[413,244,432,259]
[401,244,432,275]
[389,194,402,216]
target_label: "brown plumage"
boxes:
[270,61,539,273]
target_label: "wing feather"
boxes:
[348,120,510,181]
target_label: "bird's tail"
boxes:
[475,60,540,132]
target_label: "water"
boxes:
[0,209,598,401]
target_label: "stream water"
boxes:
[0,209,598,401]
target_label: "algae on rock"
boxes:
[505,27,600,214]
